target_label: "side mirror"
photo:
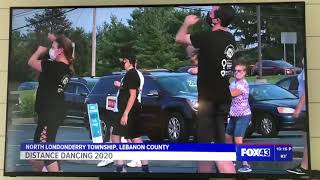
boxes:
[80,92,88,97]
[147,90,160,97]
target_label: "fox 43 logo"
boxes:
[240,148,271,157]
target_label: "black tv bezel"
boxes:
[5,1,310,179]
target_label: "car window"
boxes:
[142,77,159,95]
[77,84,89,95]
[250,84,297,101]
[157,75,197,96]
[274,61,293,68]
[262,61,273,67]
[277,79,290,90]
[91,76,121,95]
[65,83,76,93]
[289,77,298,90]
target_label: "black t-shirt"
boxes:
[117,68,140,112]
[35,60,71,113]
[190,30,236,103]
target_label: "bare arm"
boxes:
[176,24,192,45]
[293,93,305,118]
[230,89,242,97]
[28,46,47,72]
[175,15,199,45]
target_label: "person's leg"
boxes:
[225,117,236,144]
[30,113,46,172]
[44,112,61,172]
[301,132,308,170]
[214,103,236,174]
[286,131,309,174]
[196,100,214,173]
[234,115,252,172]
[111,134,126,172]
[126,109,147,171]
[131,137,149,172]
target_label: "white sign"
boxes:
[281,32,297,44]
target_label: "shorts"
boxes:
[196,99,230,143]
[112,106,142,139]
[225,115,251,137]
[33,110,64,143]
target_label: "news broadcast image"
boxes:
[5,2,308,176]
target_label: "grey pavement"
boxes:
[5,117,306,174]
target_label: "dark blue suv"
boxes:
[64,77,100,122]
[85,72,198,142]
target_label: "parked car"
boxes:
[17,81,39,91]
[64,77,100,122]
[85,72,198,142]
[176,66,193,73]
[275,75,298,97]
[139,72,198,142]
[251,60,302,76]
[246,83,305,137]
[84,74,124,141]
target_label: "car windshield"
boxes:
[86,79,99,91]
[274,61,293,68]
[250,84,297,101]
[157,75,197,95]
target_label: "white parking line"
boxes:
[7,145,20,147]
[293,147,304,150]
[12,123,85,129]
[7,130,24,133]
[12,123,36,126]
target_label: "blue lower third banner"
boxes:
[236,144,293,161]
[19,143,292,161]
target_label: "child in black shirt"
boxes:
[111,49,149,173]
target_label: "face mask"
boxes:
[49,48,56,61]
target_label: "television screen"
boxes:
[5,2,308,179]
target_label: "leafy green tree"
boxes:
[69,27,92,76]
[232,4,305,66]
[96,16,136,76]
[25,8,72,44]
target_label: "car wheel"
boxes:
[258,113,278,137]
[166,112,188,142]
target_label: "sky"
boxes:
[11,6,212,34]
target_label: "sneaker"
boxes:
[97,159,114,167]
[126,160,142,167]
[238,165,252,173]
[42,166,48,172]
[121,137,128,143]
[286,165,308,175]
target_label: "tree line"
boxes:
[9,4,305,82]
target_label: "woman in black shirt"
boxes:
[28,35,73,172]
